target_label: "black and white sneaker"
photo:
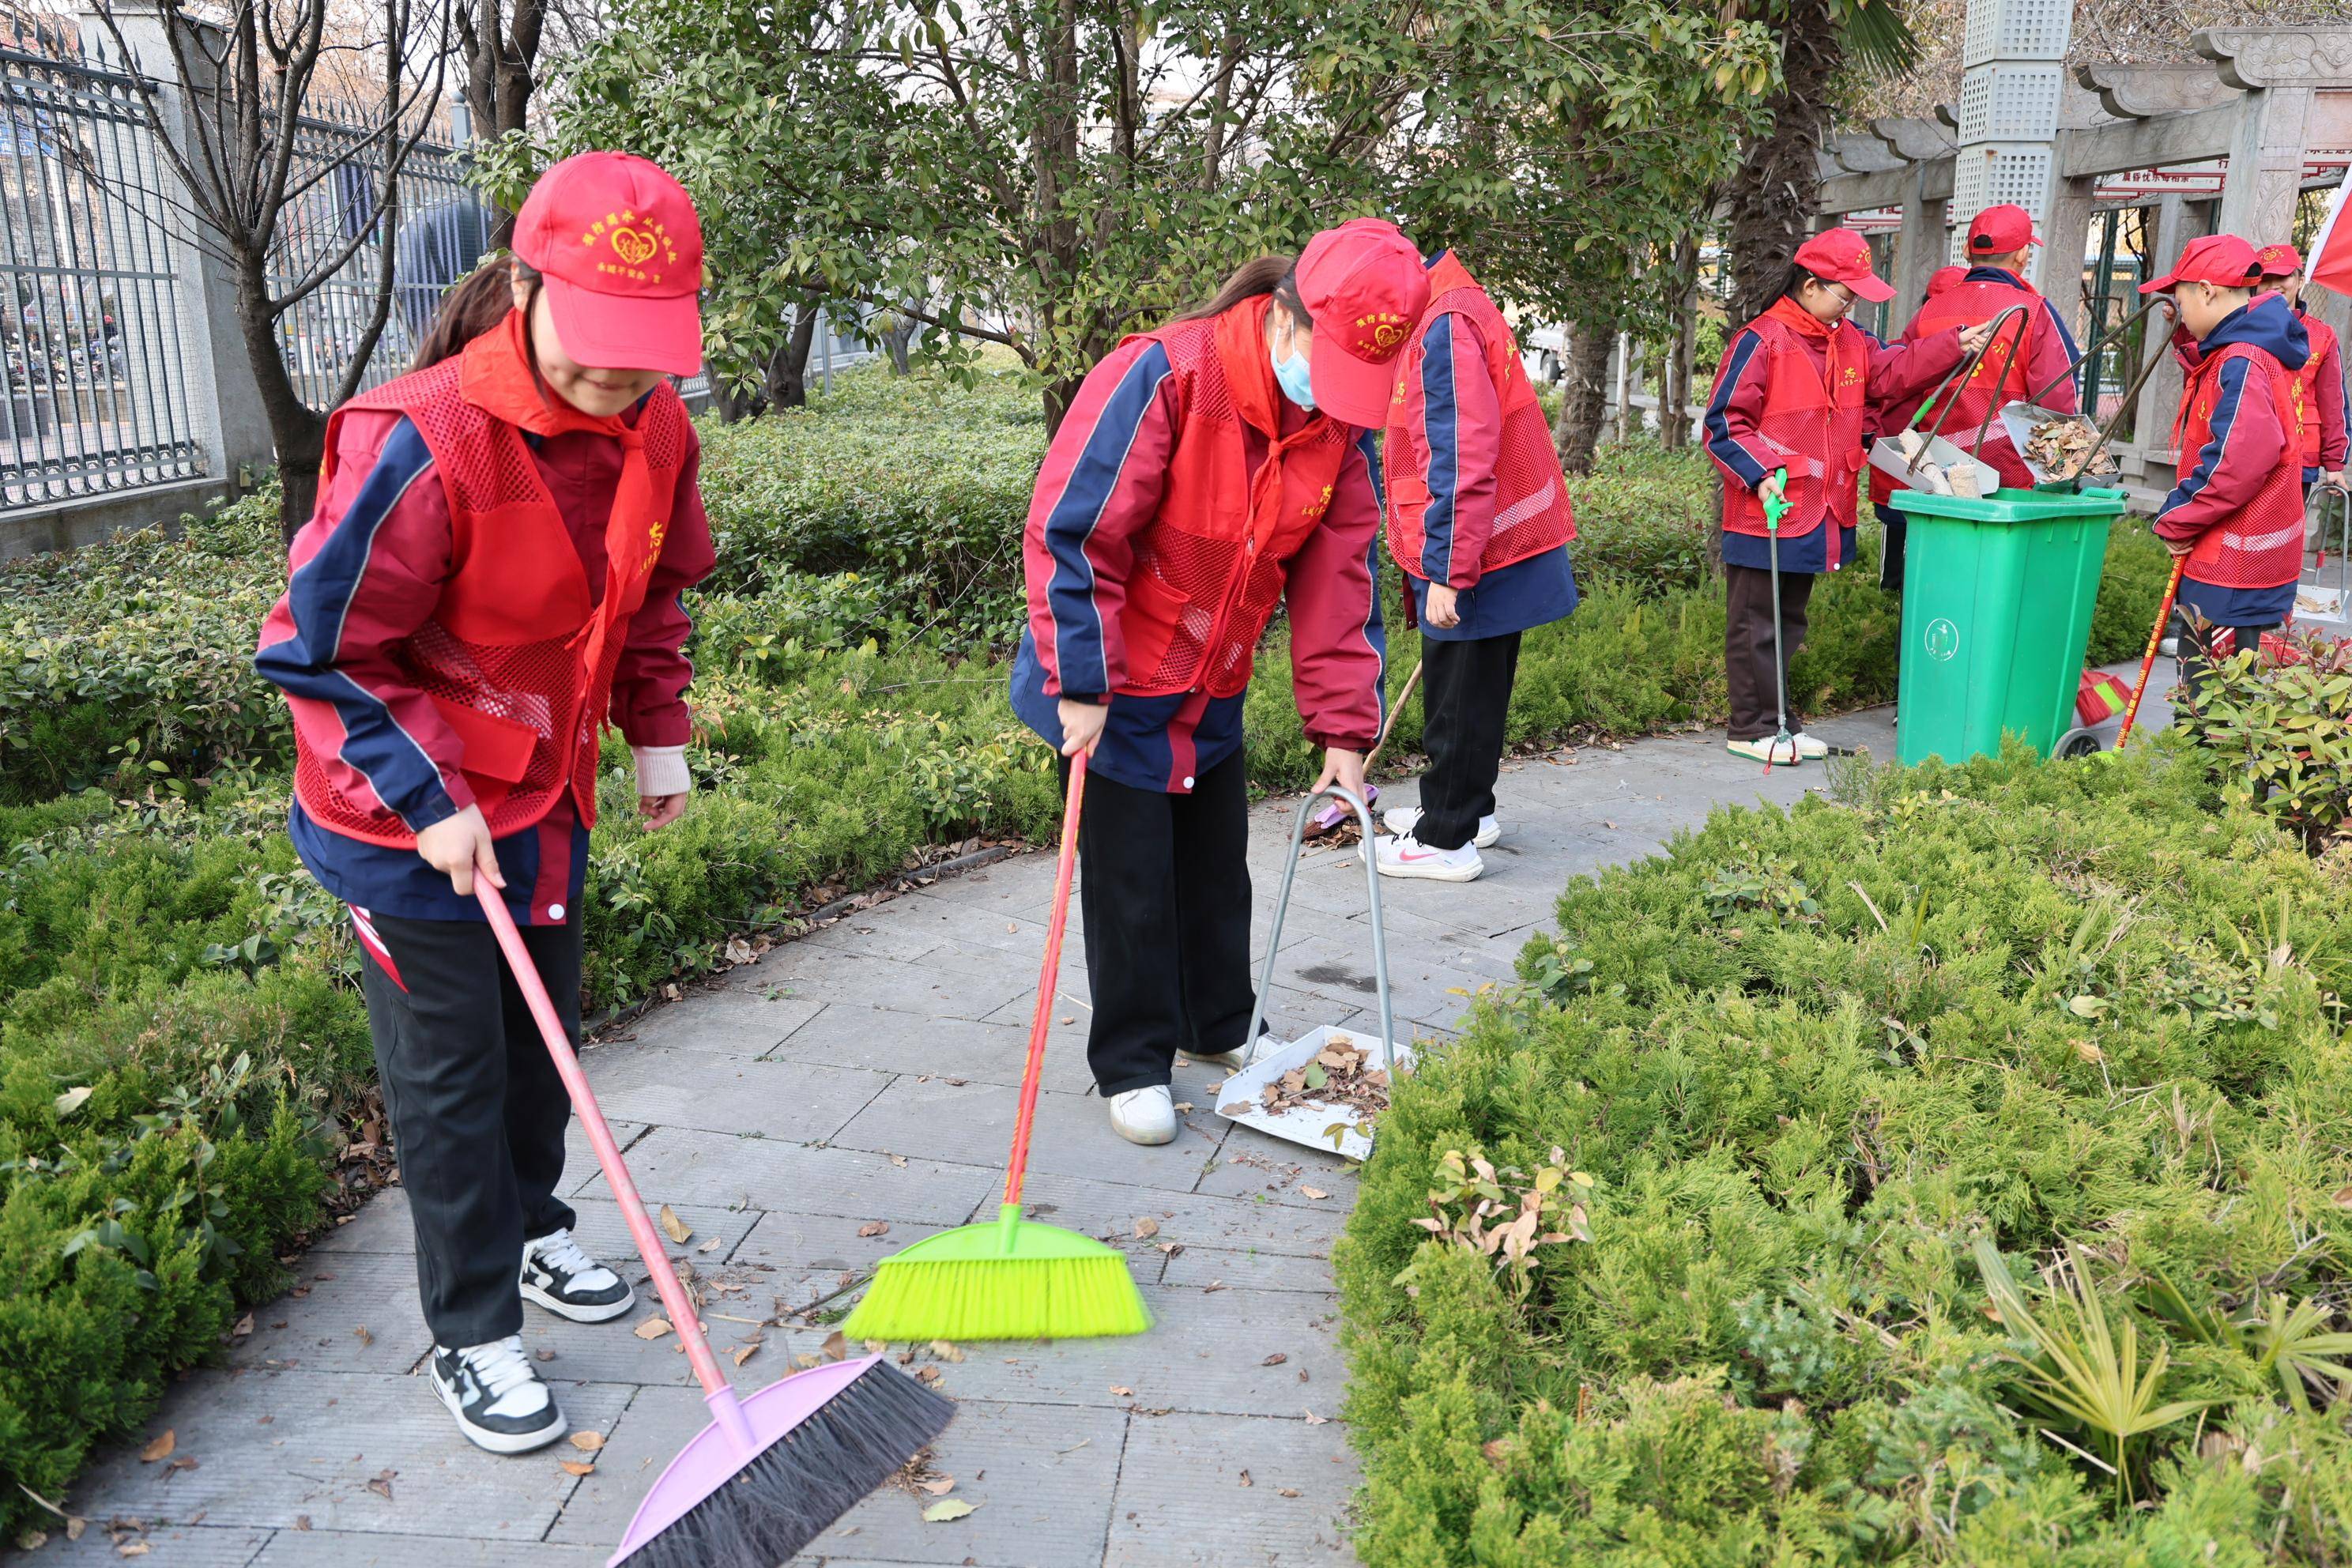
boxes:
[429,1336,565,1453]
[519,1227,635,1323]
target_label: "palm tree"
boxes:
[1722,0,1920,326]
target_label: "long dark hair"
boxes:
[1175,254,1307,326]
[410,258,540,371]
[1778,263,1825,301]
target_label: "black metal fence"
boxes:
[0,36,204,508]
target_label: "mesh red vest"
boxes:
[286,356,688,848]
[1715,311,1868,543]
[1114,301,1355,697]
[2294,312,2336,469]
[1385,253,1577,581]
[1868,277,2041,503]
[2173,342,2306,590]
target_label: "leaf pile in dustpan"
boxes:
[1220,1034,1393,1121]
[2024,416,2117,477]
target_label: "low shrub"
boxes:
[2171,628,2352,851]
[1339,741,2352,1562]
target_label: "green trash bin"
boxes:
[1886,486,2128,767]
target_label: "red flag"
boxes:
[2312,179,2352,298]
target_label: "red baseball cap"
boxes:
[1966,204,2043,254]
[2138,233,2267,294]
[1926,265,1966,298]
[1294,218,1429,426]
[513,151,706,376]
[2256,242,2304,278]
[1792,228,1894,303]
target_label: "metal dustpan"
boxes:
[1216,785,1411,1163]
[1867,431,1998,499]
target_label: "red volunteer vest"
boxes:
[1114,298,1355,698]
[1868,276,2041,503]
[1715,307,1868,547]
[285,341,688,848]
[2174,341,2306,590]
[2295,311,2336,470]
[1384,253,1577,581]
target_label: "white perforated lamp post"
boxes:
[1951,0,2074,289]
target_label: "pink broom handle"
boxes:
[476,887,746,1437]
[1003,753,1084,1210]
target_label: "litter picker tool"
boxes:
[2000,295,2168,487]
[474,887,952,1568]
[2032,299,2177,494]
[1305,658,1424,838]
[1866,306,2030,500]
[1749,469,1801,769]
[1217,784,1409,1163]
[842,752,1152,1343]
[2114,554,2187,748]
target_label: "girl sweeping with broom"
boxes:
[254,152,715,1455]
[1009,218,1427,1147]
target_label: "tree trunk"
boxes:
[765,307,822,409]
[710,373,766,423]
[1550,321,1615,477]
[885,316,916,375]
[233,261,327,543]
[1662,233,1701,451]
[1724,0,1844,327]
[462,0,545,247]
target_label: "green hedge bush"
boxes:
[1338,743,2352,1562]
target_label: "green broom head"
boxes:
[841,1201,1151,1342]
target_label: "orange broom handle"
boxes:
[2116,554,2186,748]
[1003,752,1085,1209]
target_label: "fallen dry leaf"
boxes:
[1238,1469,1253,1487]
[634,1317,674,1341]
[353,1325,372,1347]
[792,1353,822,1370]
[858,1221,891,1238]
[166,1458,198,1474]
[1261,1352,1288,1366]
[1280,1487,1302,1498]
[294,1516,311,1532]
[697,1236,722,1254]
[888,1154,909,1167]
[1204,1280,1228,1293]
[116,1543,151,1559]
[1133,1217,1159,1240]
[366,1467,395,1501]
[913,1366,944,1385]
[1110,1385,1134,1397]
[733,1341,761,1367]
[230,1314,254,1340]
[534,1348,556,1362]
[658,1204,692,1245]
[138,1430,175,1463]
[1155,1241,1182,1255]
[1300,1185,1331,1200]
[824,1329,849,1361]
[559,1460,596,1476]
[865,1339,890,1353]
[918,1476,956,1496]
[922,1498,976,1523]
[929,1340,965,1363]
[1304,1409,1329,1424]
[570,1431,605,1453]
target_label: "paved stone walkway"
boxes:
[53,676,2163,1568]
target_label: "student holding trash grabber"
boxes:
[1702,227,1995,765]
[2139,233,2313,702]
[1010,219,1425,1147]
[1370,247,1579,885]
[1868,203,2082,594]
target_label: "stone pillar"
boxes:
[2197,28,2352,247]
[2040,172,2098,341]
[1893,167,1951,326]
[78,5,273,492]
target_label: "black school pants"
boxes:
[1415,631,1521,851]
[358,911,581,1349]
[1068,749,1253,1096]
[1724,563,1816,741]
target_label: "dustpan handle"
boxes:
[2022,293,2166,411]
[1003,753,1084,1211]
[1922,305,2030,450]
[476,888,738,1413]
[1244,785,1395,1072]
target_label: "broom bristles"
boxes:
[616,1359,955,1568]
[843,1253,1151,1342]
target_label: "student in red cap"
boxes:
[2140,233,2312,694]
[1370,246,1578,884]
[1013,217,1423,1145]
[255,150,714,1453]
[2256,242,2347,491]
[1703,228,1992,763]
[1870,204,2082,593]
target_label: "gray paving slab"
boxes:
[767,1002,1095,1095]
[592,986,825,1056]
[1008,1171,1348,1260]
[726,1207,956,1316]
[307,1187,415,1255]
[227,1250,432,1378]
[1159,1244,1337,1295]
[1105,1410,1359,1566]
[568,1125,1000,1227]
[574,1045,892,1142]
[13,1522,271,1565]
[250,1531,606,1566]
[829,1076,1224,1192]
[67,1370,631,1540]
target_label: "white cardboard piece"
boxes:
[1868,432,2001,499]
[1215,1024,1415,1164]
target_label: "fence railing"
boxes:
[0,39,204,509]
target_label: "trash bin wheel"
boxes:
[2054,727,2102,760]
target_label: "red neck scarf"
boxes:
[458,307,665,671]
[1764,294,1850,398]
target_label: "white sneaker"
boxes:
[519,1227,635,1323]
[1381,806,1501,849]
[1178,1032,1283,1070]
[1727,737,1801,764]
[1372,831,1485,882]
[1790,733,1830,760]
[429,1336,565,1454]
[1109,1085,1178,1145]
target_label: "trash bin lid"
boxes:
[1886,486,2129,522]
